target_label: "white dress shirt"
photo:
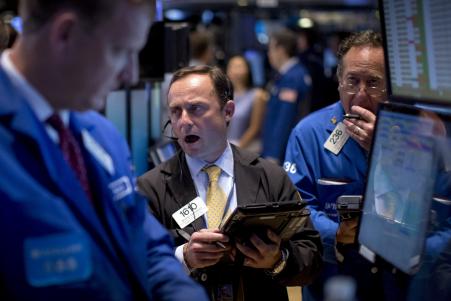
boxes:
[175,142,237,272]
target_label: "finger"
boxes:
[345,125,363,142]
[194,251,227,261]
[353,116,375,133]
[243,257,257,268]
[349,124,360,136]
[343,118,361,135]
[190,242,230,253]
[266,229,282,245]
[235,242,259,261]
[343,120,365,138]
[343,118,357,128]
[351,106,376,123]
[199,228,227,236]
[202,228,225,234]
[192,231,229,244]
[195,257,223,268]
[229,250,236,262]
[249,234,268,254]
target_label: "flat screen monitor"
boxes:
[359,101,451,274]
[380,0,451,104]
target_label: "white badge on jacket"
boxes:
[172,197,208,229]
[324,122,350,155]
[81,130,114,175]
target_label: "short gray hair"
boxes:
[336,30,383,78]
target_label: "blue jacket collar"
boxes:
[0,66,118,266]
[325,101,345,133]
[325,101,368,173]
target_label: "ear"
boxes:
[223,100,235,123]
[48,12,79,54]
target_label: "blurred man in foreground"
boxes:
[0,1,207,300]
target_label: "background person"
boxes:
[189,30,215,66]
[226,55,267,153]
[283,30,403,301]
[262,29,311,164]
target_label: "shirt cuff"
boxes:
[175,244,191,275]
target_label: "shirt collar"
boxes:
[1,50,69,126]
[185,142,234,178]
[279,57,299,75]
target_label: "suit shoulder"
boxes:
[77,111,119,135]
[233,146,283,175]
[139,155,178,184]
[284,64,309,81]
[253,155,289,176]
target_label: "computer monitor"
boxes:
[358,102,451,274]
[380,0,451,104]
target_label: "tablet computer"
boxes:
[219,201,310,242]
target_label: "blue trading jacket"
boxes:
[283,101,367,263]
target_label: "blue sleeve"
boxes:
[265,101,299,161]
[284,127,338,263]
[143,212,208,301]
[284,67,311,97]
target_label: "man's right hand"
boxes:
[183,229,230,269]
[343,105,377,152]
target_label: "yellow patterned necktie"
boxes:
[203,165,227,229]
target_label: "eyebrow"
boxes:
[346,74,383,80]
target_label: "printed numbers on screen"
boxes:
[329,129,342,144]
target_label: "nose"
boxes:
[355,83,369,96]
[178,110,193,131]
[118,53,139,87]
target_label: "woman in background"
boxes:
[226,55,267,153]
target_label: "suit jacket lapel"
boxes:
[232,146,262,207]
[165,152,206,231]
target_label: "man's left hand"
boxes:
[235,229,282,269]
[343,105,376,152]
[336,217,359,244]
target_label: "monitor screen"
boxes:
[359,102,451,274]
[381,0,451,104]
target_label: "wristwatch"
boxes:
[266,248,289,276]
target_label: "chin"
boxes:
[93,98,107,112]
[82,96,107,112]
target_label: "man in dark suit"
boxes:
[0,1,207,300]
[138,65,322,301]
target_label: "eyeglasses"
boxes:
[339,76,387,97]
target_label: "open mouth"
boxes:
[184,135,200,144]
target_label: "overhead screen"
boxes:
[382,0,451,104]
